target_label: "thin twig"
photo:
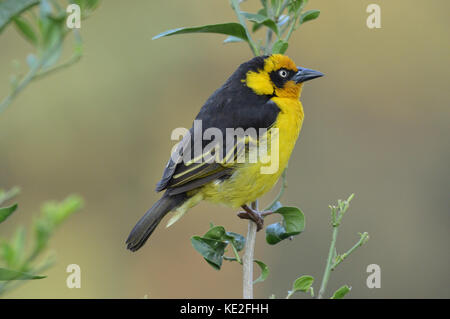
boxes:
[230,0,260,56]
[0,61,41,114]
[331,232,369,271]
[317,219,339,299]
[33,53,81,81]
[0,254,55,296]
[317,194,359,299]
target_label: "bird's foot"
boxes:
[237,205,273,231]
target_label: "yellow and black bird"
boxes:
[126,54,323,251]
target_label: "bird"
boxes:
[126,54,323,252]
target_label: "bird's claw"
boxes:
[237,205,270,231]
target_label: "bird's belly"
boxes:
[200,98,303,208]
[207,161,285,208]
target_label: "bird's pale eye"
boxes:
[278,69,288,78]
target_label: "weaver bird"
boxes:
[126,54,323,252]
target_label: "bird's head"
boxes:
[241,54,323,99]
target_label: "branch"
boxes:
[331,232,369,271]
[317,194,366,299]
[242,200,258,299]
[317,217,339,299]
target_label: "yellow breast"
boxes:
[199,98,304,208]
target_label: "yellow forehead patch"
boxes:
[264,54,297,73]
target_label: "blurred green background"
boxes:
[1,0,449,298]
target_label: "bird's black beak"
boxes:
[293,67,324,83]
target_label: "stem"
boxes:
[264,29,273,55]
[0,62,41,113]
[33,52,81,81]
[317,194,360,299]
[34,30,83,81]
[330,232,369,271]
[264,0,273,54]
[318,223,339,299]
[278,0,290,17]
[230,0,260,56]
[284,1,304,43]
[242,200,258,299]
[284,14,299,42]
[230,242,242,264]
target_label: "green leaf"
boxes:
[260,0,268,10]
[203,226,245,252]
[266,206,305,245]
[225,232,245,252]
[1,242,14,268]
[265,223,284,244]
[153,23,249,42]
[39,0,52,18]
[73,0,100,11]
[241,12,279,36]
[0,204,18,224]
[223,36,244,44]
[0,226,26,270]
[0,0,39,33]
[11,226,26,268]
[0,268,46,281]
[268,200,282,212]
[191,236,227,270]
[191,226,245,269]
[299,10,320,24]
[288,0,307,14]
[331,285,351,299]
[277,206,305,234]
[40,22,64,70]
[277,15,290,28]
[26,53,38,68]
[72,0,100,19]
[251,8,268,33]
[34,195,83,252]
[253,260,269,284]
[271,39,289,54]
[287,275,314,298]
[41,195,83,227]
[0,187,20,208]
[203,225,226,240]
[270,0,281,10]
[13,16,38,45]
[292,275,314,293]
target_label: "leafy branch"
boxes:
[317,194,369,299]
[0,0,100,113]
[0,187,83,295]
[152,0,320,56]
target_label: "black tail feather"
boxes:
[126,192,187,252]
